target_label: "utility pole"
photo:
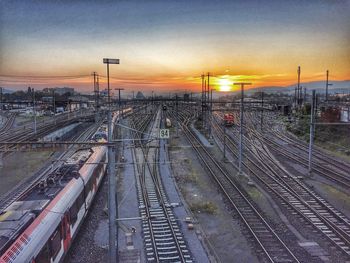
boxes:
[103,58,119,263]
[207,73,210,133]
[115,88,124,118]
[190,92,193,110]
[223,124,227,162]
[234,82,251,175]
[325,70,332,102]
[201,74,204,126]
[175,94,179,137]
[97,75,100,114]
[151,90,154,114]
[92,72,98,122]
[209,88,215,140]
[297,66,301,108]
[0,87,3,124]
[308,90,316,175]
[52,89,56,125]
[33,88,37,134]
[204,79,207,131]
[260,91,264,131]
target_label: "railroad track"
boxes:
[0,121,101,212]
[0,111,93,142]
[271,129,350,175]
[262,134,350,188]
[0,113,16,135]
[216,111,350,188]
[0,113,94,158]
[211,113,350,260]
[131,109,193,263]
[252,110,350,184]
[176,112,301,263]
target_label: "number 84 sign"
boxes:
[159,129,170,139]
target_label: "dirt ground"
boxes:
[169,133,259,263]
[0,150,55,196]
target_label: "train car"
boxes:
[0,137,108,263]
[162,105,167,111]
[223,113,234,127]
[165,117,171,128]
[94,125,108,141]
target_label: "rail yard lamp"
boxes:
[103,57,120,263]
[233,82,251,176]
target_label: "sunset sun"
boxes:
[218,78,232,92]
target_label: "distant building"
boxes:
[41,96,53,103]
[321,106,341,122]
[136,91,145,99]
[100,89,108,97]
[42,87,74,95]
[340,107,350,122]
[68,95,89,110]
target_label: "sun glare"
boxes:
[218,78,232,92]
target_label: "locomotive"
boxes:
[223,113,235,127]
[0,128,111,263]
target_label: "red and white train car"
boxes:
[0,144,107,263]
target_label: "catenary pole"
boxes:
[308,90,316,175]
[234,82,251,175]
[297,66,301,107]
[260,91,264,131]
[33,88,37,134]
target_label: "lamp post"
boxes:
[103,58,120,263]
[233,82,251,175]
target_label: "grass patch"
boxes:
[183,170,198,183]
[247,187,263,200]
[321,184,350,204]
[190,201,217,214]
[183,158,191,164]
[169,138,178,148]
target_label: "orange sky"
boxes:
[0,1,349,93]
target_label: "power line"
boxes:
[0,74,90,79]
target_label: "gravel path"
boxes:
[64,177,108,263]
